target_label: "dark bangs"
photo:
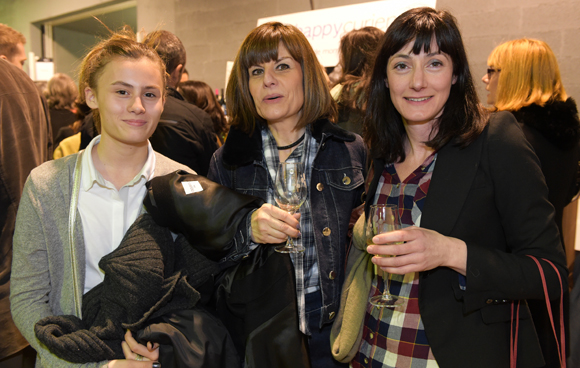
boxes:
[239,31,280,70]
[238,24,305,71]
[389,10,463,77]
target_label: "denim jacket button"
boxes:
[329,270,336,280]
[342,175,351,185]
[329,311,336,320]
[316,183,324,191]
[322,227,331,236]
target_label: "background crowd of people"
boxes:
[0,5,578,368]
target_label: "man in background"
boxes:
[0,50,52,367]
[144,30,219,176]
[0,24,27,69]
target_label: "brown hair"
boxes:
[143,30,186,75]
[487,38,567,111]
[178,80,229,142]
[226,22,336,133]
[0,23,25,58]
[337,26,384,110]
[45,73,78,110]
[78,26,167,131]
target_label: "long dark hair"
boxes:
[365,7,487,162]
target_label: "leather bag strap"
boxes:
[510,255,565,368]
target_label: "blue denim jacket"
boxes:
[208,119,367,327]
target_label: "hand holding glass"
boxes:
[367,204,402,307]
[274,162,307,253]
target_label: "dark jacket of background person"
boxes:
[207,119,367,329]
[146,87,219,176]
[0,58,52,360]
[513,98,580,245]
[363,112,567,367]
[177,80,229,145]
[512,98,580,368]
[49,108,76,143]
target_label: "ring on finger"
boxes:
[135,354,144,361]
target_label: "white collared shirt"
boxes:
[78,135,156,294]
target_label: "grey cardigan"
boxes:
[10,150,190,368]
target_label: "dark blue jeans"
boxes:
[305,291,348,368]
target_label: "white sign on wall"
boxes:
[257,0,436,67]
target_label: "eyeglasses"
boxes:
[487,68,501,78]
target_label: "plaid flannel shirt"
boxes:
[261,127,319,333]
[353,153,439,368]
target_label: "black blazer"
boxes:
[365,112,568,367]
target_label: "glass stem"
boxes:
[384,270,391,299]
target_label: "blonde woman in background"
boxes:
[483,38,579,368]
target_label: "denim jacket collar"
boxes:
[221,118,357,167]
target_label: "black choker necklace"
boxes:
[277,133,305,150]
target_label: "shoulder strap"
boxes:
[68,150,84,317]
[510,255,565,368]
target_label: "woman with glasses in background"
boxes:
[483,38,580,368]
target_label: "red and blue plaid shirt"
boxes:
[352,153,439,368]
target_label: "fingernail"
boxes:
[152,362,161,368]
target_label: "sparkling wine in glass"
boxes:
[274,162,307,253]
[367,204,402,307]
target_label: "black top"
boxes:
[512,98,579,368]
[148,88,219,175]
[513,98,580,247]
[49,108,76,142]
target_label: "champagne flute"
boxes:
[367,204,402,307]
[273,162,307,253]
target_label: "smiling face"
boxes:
[481,67,500,106]
[386,39,456,127]
[85,57,165,148]
[248,42,304,128]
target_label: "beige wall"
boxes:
[52,27,99,76]
[1,0,579,104]
[439,0,580,106]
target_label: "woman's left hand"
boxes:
[121,330,159,362]
[366,226,467,275]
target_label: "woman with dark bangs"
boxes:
[208,22,367,367]
[330,7,567,367]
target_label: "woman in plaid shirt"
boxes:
[331,7,567,368]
